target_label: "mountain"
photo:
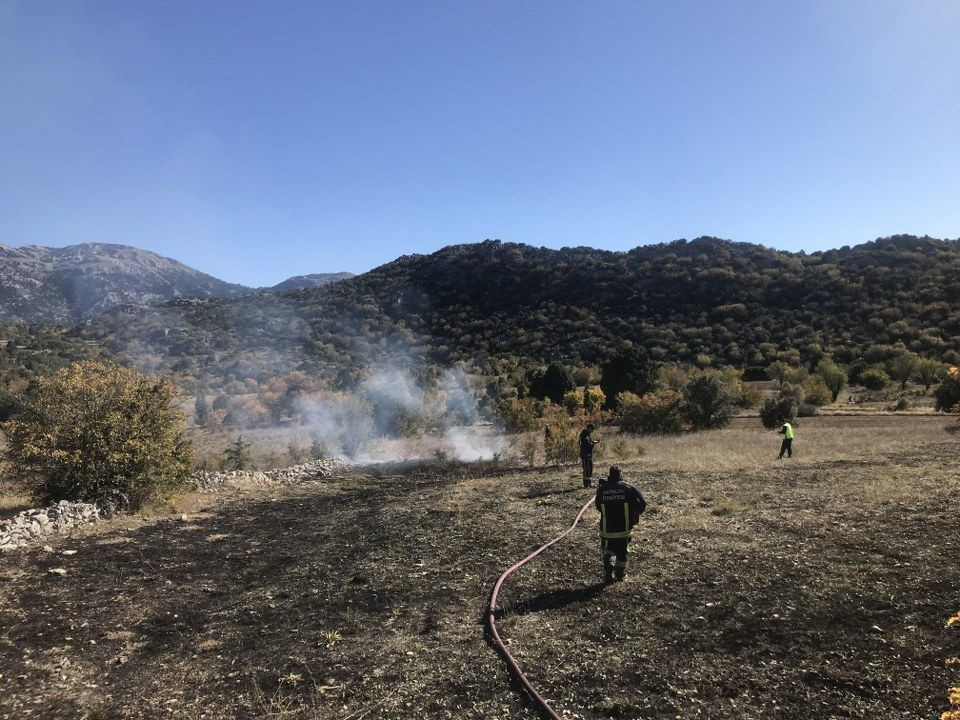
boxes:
[0,243,249,323]
[76,234,960,391]
[266,272,353,293]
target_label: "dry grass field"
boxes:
[1,415,958,719]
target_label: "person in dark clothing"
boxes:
[579,423,600,488]
[594,466,646,583]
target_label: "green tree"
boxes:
[682,374,737,429]
[1,361,191,507]
[222,435,251,471]
[887,351,920,390]
[815,358,848,402]
[529,362,575,405]
[914,358,942,393]
[194,393,211,427]
[600,345,658,407]
[767,360,790,387]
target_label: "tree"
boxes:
[888,351,920,390]
[815,358,848,402]
[194,393,211,427]
[1,361,191,507]
[767,361,790,387]
[682,374,737,429]
[222,435,251,471]
[915,358,942,393]
[600,345,658,407]
[529,362,575,405]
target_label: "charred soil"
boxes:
[1,438,959,719]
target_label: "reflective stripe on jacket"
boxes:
[595,480,646,539]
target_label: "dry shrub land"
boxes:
[1,416,958,719]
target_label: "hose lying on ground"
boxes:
[486,496,595,720]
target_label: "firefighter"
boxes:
[579,423,600,488]
[595,466,646,583]
[777,420,795,459]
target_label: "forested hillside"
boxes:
[73,235,960,391]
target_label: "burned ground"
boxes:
[1,422,959,719]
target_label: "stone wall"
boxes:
[0,501,101,551]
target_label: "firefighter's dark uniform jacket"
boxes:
[594,479,646,539]
[579,430,598,458]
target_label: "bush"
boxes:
[892,398,911,411]
[544,427,579,465]
[683,373,738,429]
[935,367,960,412]
[223,435,251,471]
[801,376,832,407]
[1,362,192,507]
[798,403,819,417]
[562,390,583,414]
[759,385,803,429]
[617,390,688,434]
[860,366,891,390]
[498,397,541,432]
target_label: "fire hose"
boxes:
[486,496,595,719]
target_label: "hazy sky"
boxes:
[2,1,959,285]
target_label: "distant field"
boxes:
[1,414,958,719]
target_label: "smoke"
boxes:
[293,363,505,463]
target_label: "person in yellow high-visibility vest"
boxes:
[777,421,795,459]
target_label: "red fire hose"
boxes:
[486,496,595,719]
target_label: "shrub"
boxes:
[1,361,192,507]
[738,383,764,409]
[498,397,541,432]
[860,366,891,390]
[617,390,688,434]
[222,435,251,471]
[582,385,605,414]
[683,374,737,429]
[562,390,583,414]
[609,436,633,460]
[801,376,832,407]
[759,385,803,429]
[544,427,579,465]
[511,432,540,466]
[892,398,911,411]
[935,367,960,412]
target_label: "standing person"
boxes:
[579,423,600,488]
[777,420,795,459]
[595,466,646,583]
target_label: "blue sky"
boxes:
[2,1,959,286]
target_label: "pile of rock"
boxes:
[191,457,342,492]
[0,500,101,552]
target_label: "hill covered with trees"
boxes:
[72,234,960,392]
